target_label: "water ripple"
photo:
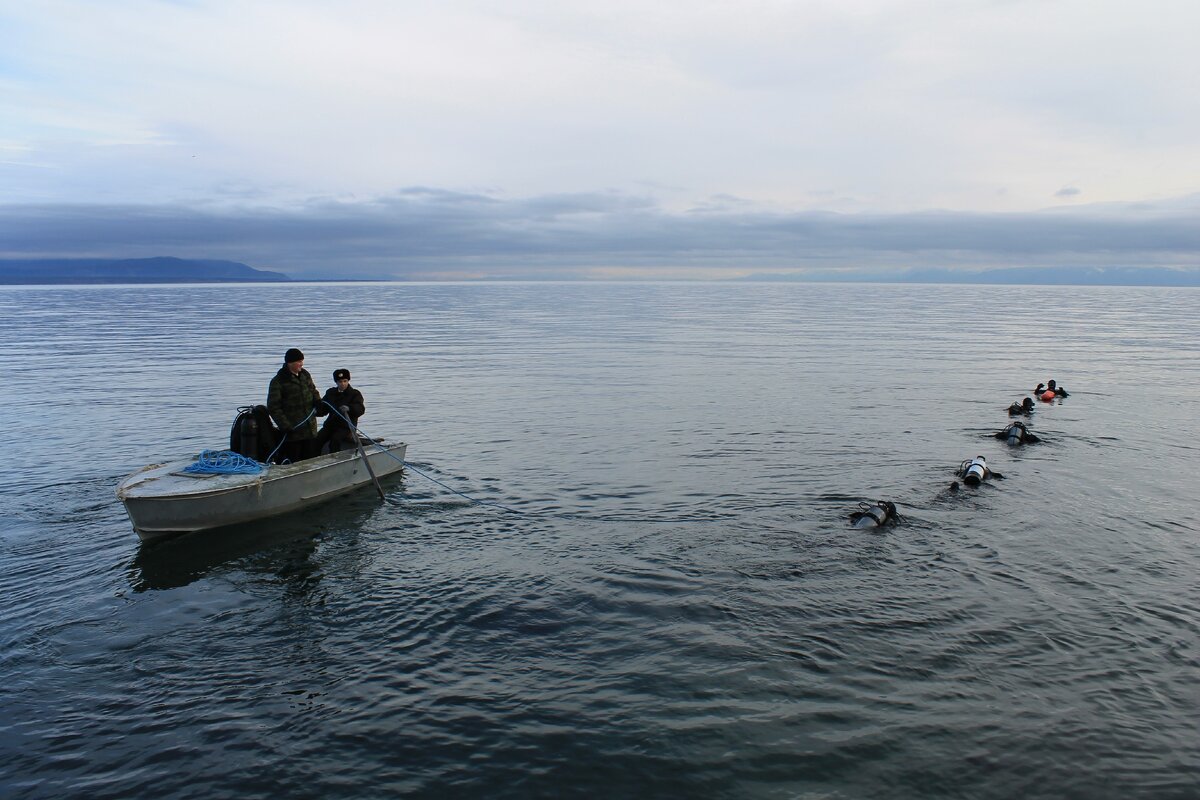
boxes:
[2,283,1199,799]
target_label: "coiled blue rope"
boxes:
[183,449,266,475]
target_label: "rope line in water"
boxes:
[322,401,711,524]
[182,450,265,475]
[321,401,525,514]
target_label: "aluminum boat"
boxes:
[117,441,407,541]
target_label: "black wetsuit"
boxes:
[316,385,365,453]
[1008,399,1034,416]
[994,424,1040,444]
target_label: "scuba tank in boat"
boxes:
[850,500,898,529]
[229,405,280,463]
[240,413,258,457]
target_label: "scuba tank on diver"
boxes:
[959,456,989,486]
[1007,397,1035,416]
[1006,423,1024,446]
[993,421,1040,446]
[850,500,899,529]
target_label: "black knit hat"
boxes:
[333,368,351,381]
[284,348,304,363]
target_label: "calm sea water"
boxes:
[1,282,1197,799]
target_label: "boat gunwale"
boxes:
[117,441,408,500]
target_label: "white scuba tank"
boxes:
[852,500,898,529]
[963,456,988,486]
[853,503,888,529]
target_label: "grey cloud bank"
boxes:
[3,3,1199,282]
[4,3,1200,217]
[1,191,1197,282]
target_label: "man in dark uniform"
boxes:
[316,368,366,454]
[267,348,322,462]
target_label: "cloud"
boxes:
[2,1,1200,279]
[2,2,1200,216]
[2,190,1197,279]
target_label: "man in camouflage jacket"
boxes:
[268,348,323,461]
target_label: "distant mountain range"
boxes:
[740,266,1200,287]
[0,257,290,284]
[2,257,1198,286]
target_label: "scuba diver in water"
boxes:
[1007,397,1036,416]
[849,500,899,529]
[1034,379,1069,399]
[994,421,1041,445]
[956,455,1005,486]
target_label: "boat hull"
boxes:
[117,442,407,541]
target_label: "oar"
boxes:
[345,406,386,501]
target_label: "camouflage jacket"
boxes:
[267,366,321,440]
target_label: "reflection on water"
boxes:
[129,472,408,591]
[2,282,1199,800]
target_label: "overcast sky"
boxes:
[2,0,1198,279]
